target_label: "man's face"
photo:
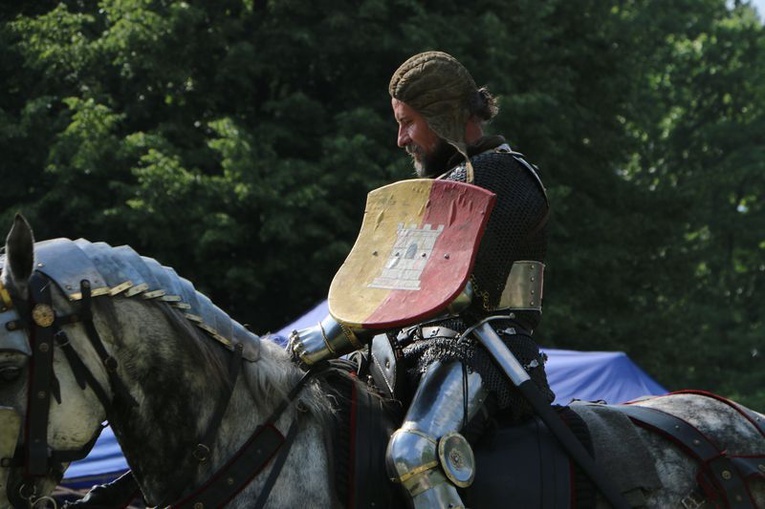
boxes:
[392,98,455,177]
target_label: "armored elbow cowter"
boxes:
[289,314,365,366]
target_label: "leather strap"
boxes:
[169,367,319,507]
[172,424,287,508]
[618,404,758,508]
[80,279,137,408]
[54,329,112,409]
[158,341,246,504]
[25,272,56,476]
[252,420,299,509]
[195,342,244,463]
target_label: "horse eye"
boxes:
[0,366,21,382]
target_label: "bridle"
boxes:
[0,271,312,508]
[1,273,126,508]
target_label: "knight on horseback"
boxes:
[290,51,555,509]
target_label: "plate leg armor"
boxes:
[386,360,488,509]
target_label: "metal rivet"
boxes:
[227,477,234,486]
[194,503,203,509]
[37,391,46,399]
[39,343,49,353]
[444,254,450,259]
[372,250,378,256]
[721,470,732,480]
[693,439,701,445]
[32,303,55,327]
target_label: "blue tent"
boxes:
[62,300,666,489]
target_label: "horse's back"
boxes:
[583,392,765,508]
[465,392,765,508]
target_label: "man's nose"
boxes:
[397,125,410,148]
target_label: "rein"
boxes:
[169,367,318,508]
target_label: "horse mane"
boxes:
[99,290,336,422]
[8,234,337,426]
[99,296,232,389]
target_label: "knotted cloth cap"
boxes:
[389,51,478,159]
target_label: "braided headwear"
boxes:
[389,51,478,160]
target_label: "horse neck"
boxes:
[99,297,321,505]
[97,297,243,502]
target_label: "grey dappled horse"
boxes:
[0,214,763,508]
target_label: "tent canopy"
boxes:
[63,299,666,487]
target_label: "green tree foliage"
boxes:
[1,0,763,406]
[617,0,765,404]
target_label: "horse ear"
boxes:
[5,214,35,285]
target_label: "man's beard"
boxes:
[408,139,458,178]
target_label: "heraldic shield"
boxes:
[328,179,496,330]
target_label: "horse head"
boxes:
[0,215,108,508]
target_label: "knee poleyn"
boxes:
[387,428,439,486]
[386,429,475,494]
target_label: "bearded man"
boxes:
[385,50,554,508]
[292,51,554,509]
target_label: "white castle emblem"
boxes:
[369,223,444,291]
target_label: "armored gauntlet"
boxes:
[289,314,366,366]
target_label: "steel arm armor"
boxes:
[290,283,476,366]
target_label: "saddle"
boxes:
[327,364,575,509]
[328,353,590,509]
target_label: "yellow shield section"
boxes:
[328,179,495,329]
